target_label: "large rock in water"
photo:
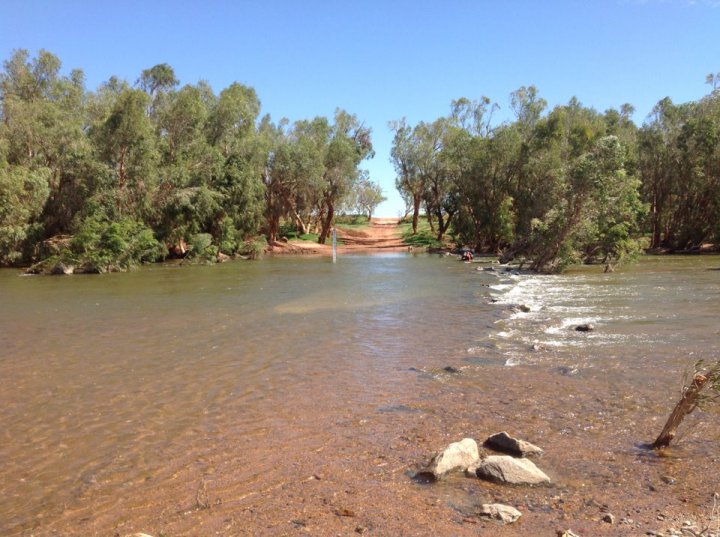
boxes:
[478,503,522,524]
[424,438,479,479]
[475,455,551,485]
[484,431,544,458]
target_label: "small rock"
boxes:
[217,252,230,263]
[478,503,522,524]
[355,525,367,534]
[557,531,581,537]
[484,431,544,458]
[575,324,594,332]
[443,366,460,374]
[423,438,480,479]
[517,304,531,313]
[661,475,676,485]
[530,343,543,351]
[476,455,551,485]
[602,513,615,524]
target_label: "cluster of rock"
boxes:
[419,431,551,525]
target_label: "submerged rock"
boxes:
[484,431,544,458]
[423,438,480,479]
[478,503,522,524]
[575,323,594,332]
[475,455,551,485]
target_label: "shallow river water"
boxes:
[1,254,718,536]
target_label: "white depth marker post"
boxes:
[332,227,337,263]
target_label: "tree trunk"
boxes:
[292,209,308,235]
[318,203,334,244]
[267,213,280,246]
[652,373,709,448]
[412,194,422,234]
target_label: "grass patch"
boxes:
[399,215,447,248]
[402,228,443,248]
[283,231,345,246]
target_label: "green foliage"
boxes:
[0,50,384,269]
[6,48,720,274]
[392,89,653,272]
[237,236,267,259]
[68,216,166,272]
[0,164,50,265]
[352,177,386,219]
[187,232,216,260]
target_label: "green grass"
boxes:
[281,231,344,246]
[398,215,448,248]
[402,228,443,248]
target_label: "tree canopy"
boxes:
[392,81,720,272]
[0,49,378,270]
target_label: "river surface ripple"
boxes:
[0,254,718,536]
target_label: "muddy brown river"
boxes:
[1,254,718,536]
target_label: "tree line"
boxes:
[0,49,384,271]
[2,49,719,273]
[393,82,720,272]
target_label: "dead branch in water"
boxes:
[653,360,720,449]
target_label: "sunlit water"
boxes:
[0,253,718,535]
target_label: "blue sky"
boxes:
[2,0,719,216]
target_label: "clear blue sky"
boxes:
[2,0,719,216]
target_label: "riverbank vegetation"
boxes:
[2,49,720,272]
[392,83,720,272]
[0,50,380,272]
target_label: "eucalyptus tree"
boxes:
[517,135,644,272]
[0,162,50,265]
[261,116,325,243]
[316,109,373,244]
[91,88,158,219]
[0,49,97,253]
[138,63,178,98]
[452,124,519,251]
[390,117,457,240]
[354,176,386,219]
[390,118,424,233]
[206,82,260,157]
[636,94,720,250]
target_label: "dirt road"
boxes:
[270,218,407,254]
